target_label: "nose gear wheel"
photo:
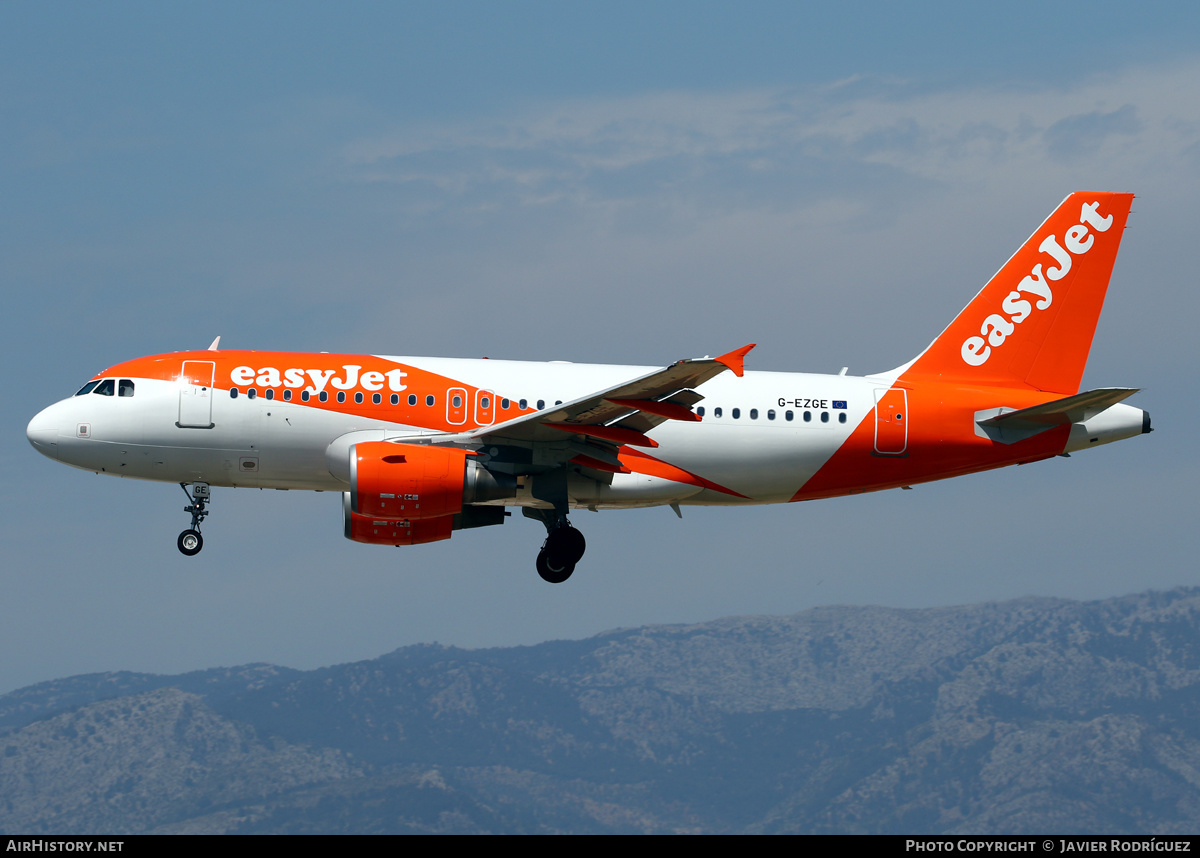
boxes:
[177,529,203,556]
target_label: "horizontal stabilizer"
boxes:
[976,387,1139,444]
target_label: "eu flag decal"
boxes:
[832,400,847,409]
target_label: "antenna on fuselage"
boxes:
[207,336,221,351]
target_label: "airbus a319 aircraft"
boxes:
[27,192,1150,582]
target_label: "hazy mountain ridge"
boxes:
[3,588,1200,833]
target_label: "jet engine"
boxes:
[342,500,456,546]
[343,441,515,546]
[351,441,473,519]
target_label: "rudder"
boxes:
[902,192,1133,394]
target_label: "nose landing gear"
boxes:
[177,482,210,556]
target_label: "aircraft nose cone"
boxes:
[26,408,60,460]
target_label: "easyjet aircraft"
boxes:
[27,192,1150,582]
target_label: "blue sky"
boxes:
[3,3,1199,693]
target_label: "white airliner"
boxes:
[27,192,1151,582]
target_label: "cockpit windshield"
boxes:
[73,378,134,397]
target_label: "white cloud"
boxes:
[338,61,1200,220]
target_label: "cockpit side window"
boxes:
[75,381,100,396]
[93,379,115,396]
[118,379,135,397]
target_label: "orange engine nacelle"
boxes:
[350,441,472,520]
[342,498,455,546]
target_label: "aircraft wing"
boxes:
[358,344,755,473]
[464,343,756,449]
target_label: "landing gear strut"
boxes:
[178,482,210,556]
[522,472,585,583]
[534,516,586,584]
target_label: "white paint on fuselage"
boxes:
[28,357,899,506]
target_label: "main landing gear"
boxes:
[177,482,210,556]
[535,518,587,584]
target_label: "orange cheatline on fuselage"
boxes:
[792,382,1071,502]
[620,446,750,498]
[100,350,538,433]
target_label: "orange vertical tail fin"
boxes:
[902,192,1133,394]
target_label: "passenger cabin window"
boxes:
[318,391,328,402]
[501,398,510,409]
[519,399,528,409]
[785,410,794,421]
[767,409,776,420]
[76,381,100,396]
[732,408,740,419]
[248,388,257,399]
[821,411,829,423]
[371,393,380,404]
[714,407,723,418]
[265,389,275,401]
[230,388,239,399]
[336,391,345,403]
[696,406,705,417]
[301,390,310,402]
[537,399,545,410]
[283,390,292,401]
[93,379,115,396]
[803,411,812,422]
[408,394,417,406]
[391,394,399,405]
[839,412,847,423]
[425,394,434,406]
[118,379,135,397]
[750,408,758,419]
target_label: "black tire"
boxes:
[545,525,586,565]
[536,549,574,583]
[177,529,203,556]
